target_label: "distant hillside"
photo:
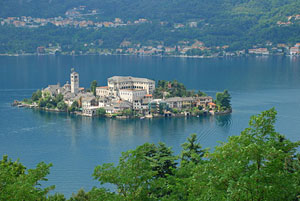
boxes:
[1,0,299,22]
[0,0,300,53]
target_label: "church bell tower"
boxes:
[70,68,79,94]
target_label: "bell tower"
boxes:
[70,68,79,94]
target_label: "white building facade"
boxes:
[107,76,155,95]
[96,86,110,97]
[119,89,147,102]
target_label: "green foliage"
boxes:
[154,80,195,99]
[191,107,204,116]
[197,90,207,97]
[47,193,66,201]
[189,108,300,201]
[69,101,79,112]
[93,143,157,200]
[0,155,54,201]
[69,189,89,201]
[1,0,300,53]
[121,108,134,117]
[93,142,177,200]
[23,98,32,104]
[32,89,42,101]
[96,108,106,117]
[38,98,47,107]
[90,80,97,96]
[87,187,121,200]
[90,109,300,201]
[46,102,55,109]
[55,93,64,104]
[216,89,231,110]
[180,134,206,166]
[171,108,179,114]
[146,142,177,178]
[57,101,68,111]
[36,91,64,109]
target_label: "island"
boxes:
[13,69,232,118]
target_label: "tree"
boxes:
[0,155,54,201]
[54,93,64,104]
[47,193,66,201]
[146,142,177,178]
[93,143,157,200]
[69,101,79,112]
[57,101,67,111]
[180,134,206,166]
[162,134,207,201]
[32,89,42,101]
[197,90,207,97]
[93,142,177,200]
[189,108,300,201]
[96,108,106,117]
[216,89,231,110]
[122,108,133,117]
[90,80,98,96]
[46,102,54,109]
[38,99,47,108]
[69,189,89,201]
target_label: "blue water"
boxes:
[0,55,300,197]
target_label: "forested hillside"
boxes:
[0,0,299,22]
[1,0,300,54]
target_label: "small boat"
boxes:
[140,117,145,119]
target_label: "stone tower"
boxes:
[70,68,79,94]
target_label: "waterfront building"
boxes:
[290,47,300,55]
[208,102,217,110]
[165,97,194,109]
[112,100,132,113]
[96,76,155,104]
[82,106,98,117]
[107,76,155,95]
[82,96,97,109]
[42,84,61,97]
[119,89,147,102]
[195,96,213,108]
[149,99,169,113]
[165,96,213,109]
[96,86,110,97]
[98,97,110,107]
[248,48,269,55]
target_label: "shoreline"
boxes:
[12,101,232,119]
[0,52,293,59]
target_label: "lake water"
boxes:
[0,55,300,197]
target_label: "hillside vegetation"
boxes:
[0,0,300,53]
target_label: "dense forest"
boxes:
[1,0,300,53]
[2,109,300,200]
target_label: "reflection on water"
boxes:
[215,114,232,129]
[30,109,234,148]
